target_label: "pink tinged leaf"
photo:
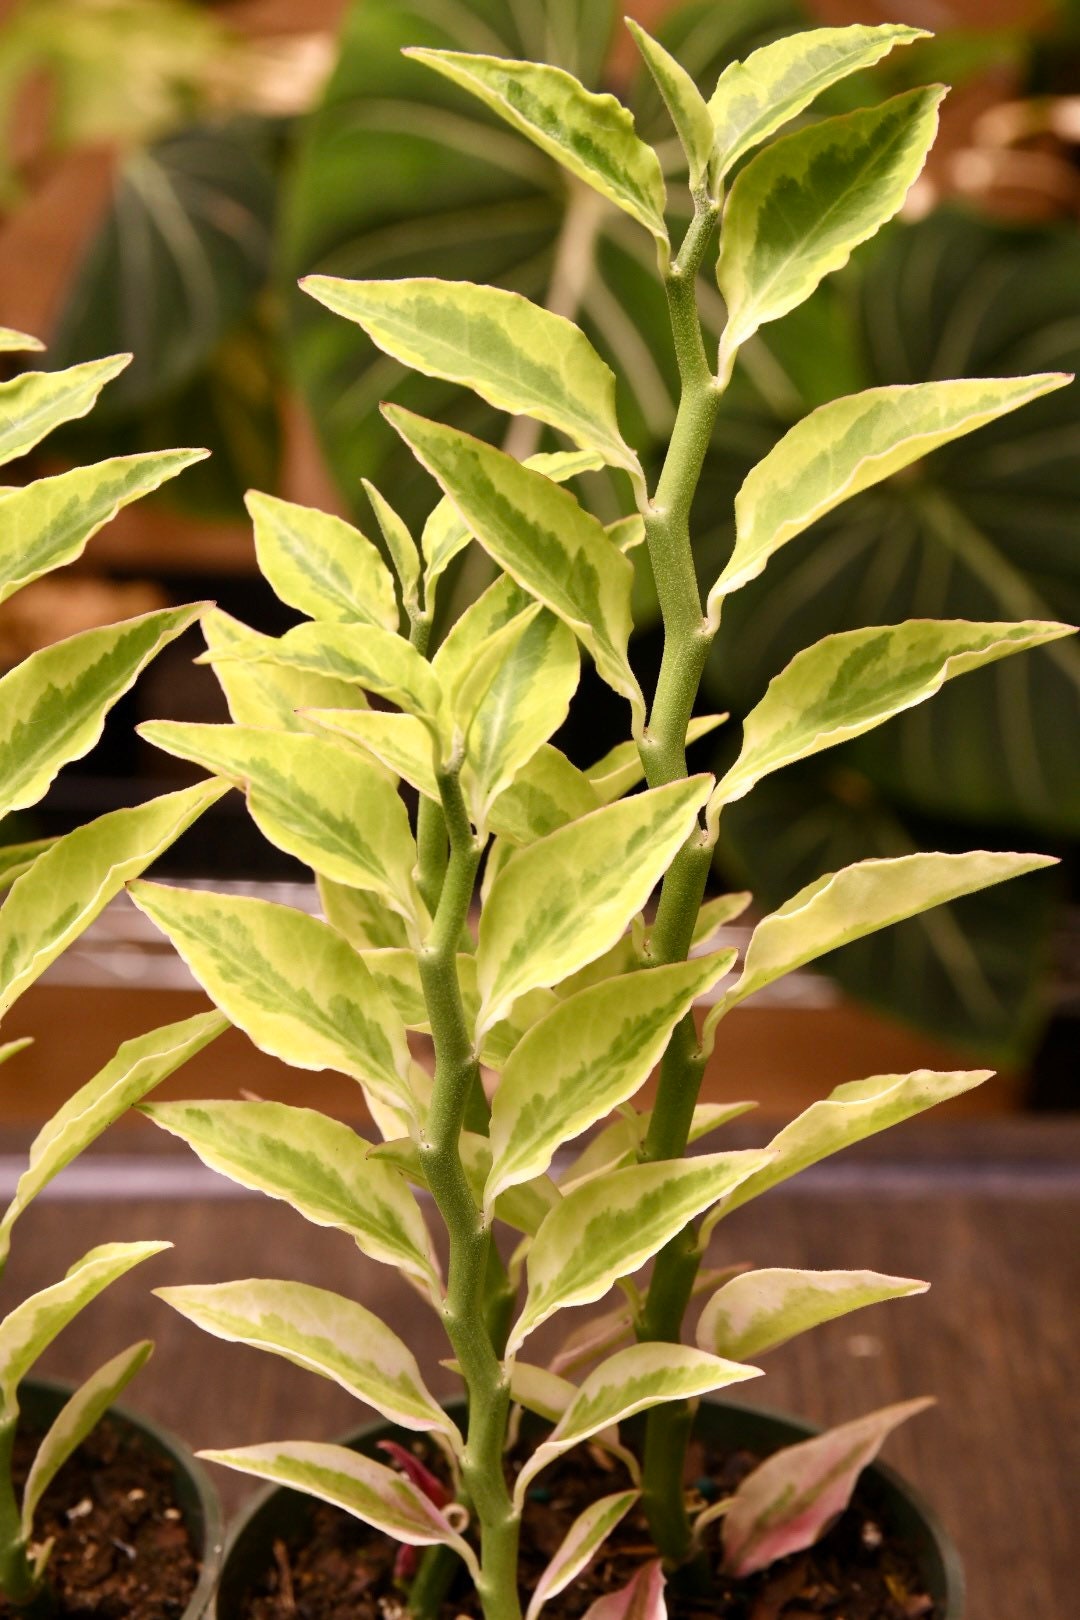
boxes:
[378,1440,450,1508]
[721,1397,935,1578]
[581,1558,666,1620]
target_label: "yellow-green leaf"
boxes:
[406,50,668,248]
[525,1490,640,1620]
[0,328,43,352]
[627,20,715,190]
[707,849,1056,1043]
[0,782,227,1018]
[201,608,371,734]
[0,451,208,607]
[205,619,445,736]
[422,448,605,592]
[476,778,711,1033]
[0,838,56,895]
[318,879,408,952]
[20,1341,153,1536]
[708,620,1074,823]
[0,354,129,467]
[697,1267,927,1361]
[0,603,205,820]
[708,375,1070,620]
[0,1012,226,1264]
[509,1149,771,1353]
[362,479,420,612]
[308,710,439,802]
[585,716,726,805]
[717,90,944,369]
[386,407,642,720]
[246,491,398,630]
[129,884,421,1129]
[143,1099,439,1288]
[139,723,424,929]
[304,278,639,482]
[513,1343,761,1506]
[487,745,600,845]
[709,24,927,180]
[0,1243,169,1407]
[702,1069,994,1242]
[157,1279,457,1440]
[486,953,737,1207]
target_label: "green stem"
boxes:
[0,1417,44,1612]
[634,200,727,1565]
[416,772,520,1620]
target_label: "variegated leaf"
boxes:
[628,20,714,190]
[0,328,43,352]
[706,850,1055,1044]
[201,608,372,733]
[361,479,420,614]
[206,619,445,736]
[0,451,208,607]
[20,1340,153,1536]
[157,1279,457,1441]
[585,716,726,806]
[406,50,668,248]
[708,375,1069,621]
[460,611,580,829]
[308,709,438,802]
[318,879,408,952]
[0,1012,227,1263]
[372,1131,559,1239]
[303,278,639,481]
[693,891,753,944]
[143,1100,439,1289]
[476,778,711,1034]
[0,837,56,894]
[697,1268,927,1360]
[514,1343,761,1505]
[0,354,129,467]
[128,884,420,1126]
[702,1069,993,1242]
[509,1149,772,1352]
[246,491,398,631]
[560,1101,754,1192]
[717,91,944,369]
[486,953,737,1206]
[138,723,424,928]
[709,24,926,179]
[385,407,642,719]
[0,604,205,820]
[432,574,534,703]
[0,782,227,1018]
[509,1362,576,1424]
[581,1560,665,1620]
[0,1040,32,1069]
[525,1489,640,1620]
[487,746,601,845]
[422,449,604,592]
[198,1441,478,1576]
[0,1243,169,1406]
[708,620,1073,822]
[722,1399,934,1577]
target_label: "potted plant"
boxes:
[0,330,227,1614]
[130,18,1071,1618]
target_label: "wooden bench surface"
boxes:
[2,1118,1075,1620]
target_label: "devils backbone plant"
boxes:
[130,20,1071,1618]
[0,330,227,1610]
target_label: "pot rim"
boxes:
[20,1375,224,1619]
[215,1393,965,1618]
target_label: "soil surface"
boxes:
[238,1437,935,1619]
[0,1417,199,1618]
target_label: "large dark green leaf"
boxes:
[49,122,276,416]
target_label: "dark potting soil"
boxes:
[0,1417,199,1618]
[238,1438,935,1620]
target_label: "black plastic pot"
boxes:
[19,1378,224,1619]
[213,1396,964,1617]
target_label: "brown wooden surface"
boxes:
[1,1119,1074,1618]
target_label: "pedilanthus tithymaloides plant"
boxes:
[0,331,227,1611]
[131,20,1073,1619]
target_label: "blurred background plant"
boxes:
[1,0,1076,1089]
